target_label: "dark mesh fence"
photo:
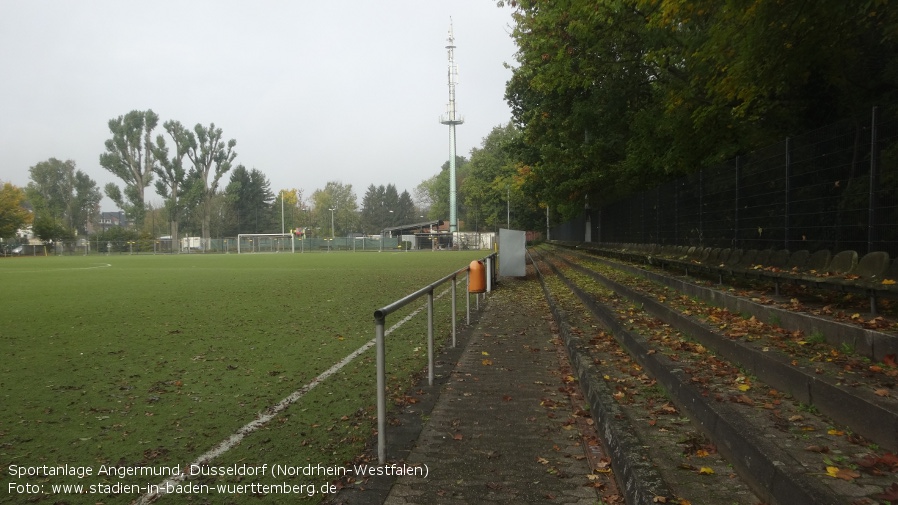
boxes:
[703,160,738,248]
[737,141,789,250]
[874,109,898,254]
[657,180,678,244]
[552,107,898,256]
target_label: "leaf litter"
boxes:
[538,246,898,503]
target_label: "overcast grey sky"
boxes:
[0,0,518,210]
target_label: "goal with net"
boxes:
[236,233,296,254]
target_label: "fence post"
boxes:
[869,106,879,253]
[675,183,680,244]
[699,169,704,244]
[734,156,741,247]
[656,186,661,244]
[427,289,434,386]
[784,137,792,251]
[375,316,386,464]
[641,192,647,243]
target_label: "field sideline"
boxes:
[0,251,485,504]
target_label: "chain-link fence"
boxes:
[9,234,496,256]
[11,238,176,256]
[28,236,426,255]
[554,107,898,257]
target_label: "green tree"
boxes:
[417,156,468,222]
[93,226,140,253]
[71,171,101,235]
[152,120,191,245]
[310,181,358,238]
[207,191,231,245]
[26,158,101,237]
[466,125,506,231]
[185,123,237,248]
[645,0,898,136]
[504,0,661,218]
[31,213,72,243]
[415,176,438,220]
[142,203,166,239]
[99,110,159,227]
[0,182,32,239]
[502,0,898,221]
[463,122,547,232]
[275,188,305,234]
[383,184,400,227]
[360,184,384,234]
[225,166,274,234]
[360,184,416,234]
[177,174,206,238]
[396,189,415,226]
[413,179,434,217]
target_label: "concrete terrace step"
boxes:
[533,244,898,505]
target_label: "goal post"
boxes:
[236,233,296,254]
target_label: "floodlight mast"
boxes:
[440,18,463,237]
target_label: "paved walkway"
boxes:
[330,277,605,504]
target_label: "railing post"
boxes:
[451,275,457,347]
[427,289,434,386]
[465,269,470,325]
[375,316,386,464]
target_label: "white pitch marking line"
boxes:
[0,263,112,274]
[133,281,461,504]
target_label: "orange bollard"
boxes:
[468,260,486,293]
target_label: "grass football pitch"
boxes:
[0,250,486,504]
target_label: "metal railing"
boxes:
[373,252,497,463]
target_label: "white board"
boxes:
[499,228,526,277]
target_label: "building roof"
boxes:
[382,220,444,235]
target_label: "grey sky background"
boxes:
[0,1,518,210]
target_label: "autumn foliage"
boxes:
[502,0,898,219]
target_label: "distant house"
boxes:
[97,211,129,232]
[14,225,38,245]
